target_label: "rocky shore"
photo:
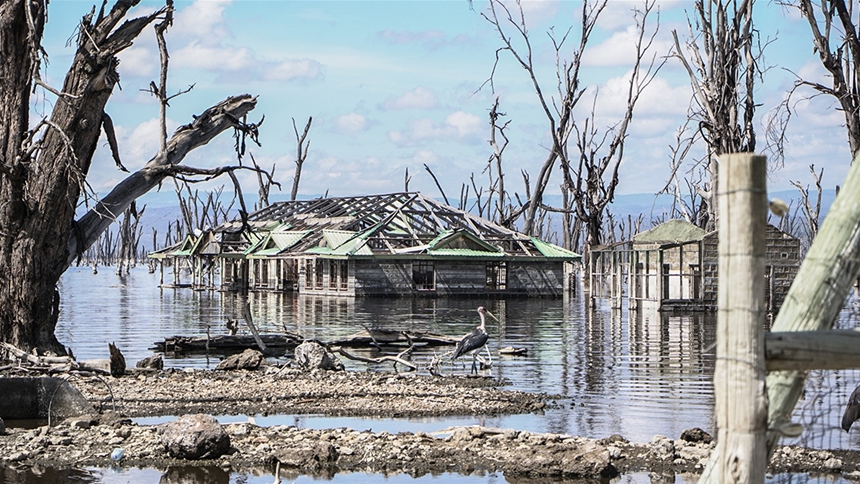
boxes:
[2,367,860,481]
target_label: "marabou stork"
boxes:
[452,306,498,374]
[843,384,860,432]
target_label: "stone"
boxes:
[293,341,344,372]
[275,441,338,471]
[160,414,231,460]
[680,427,713,444]
[503,440,617,478]
[136,355,163,370]
[215,349,264,371]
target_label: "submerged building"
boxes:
[150,192,581,298]
[589,219,800,313]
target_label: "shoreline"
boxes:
[1,368,859,480]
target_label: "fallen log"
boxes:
[152,334,303,354]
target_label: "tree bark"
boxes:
[68,95,257,268]
[0,1,257,355]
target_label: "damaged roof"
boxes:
[221,192,581,260]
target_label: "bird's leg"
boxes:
[470,354,478,374]
[484,345,493,367]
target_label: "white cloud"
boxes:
[382,87,440,110]
[263,59,323,82]
[335,113,369,134]
[117,46,157,78]
[583,25,672,68]
[388,111,483,147]
[166,0,323,84]
[173,0,233,43]
[445,111,483,137]
[173,43,255,72]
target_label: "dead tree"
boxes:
[671,0,762,231]
[790,163,825,250]
[769,0,860,160]
[253,153,277,211]
[0,0,261,354]
[564,0,663,251]
[485,96,511,225]
[481,0,594,236]
[290,116,312,201]
[483,0,662,256]
[116,201,145,275]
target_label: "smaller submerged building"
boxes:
[150,192,581,298]
[589,219,800,313]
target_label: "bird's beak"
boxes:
[485,310,500,322]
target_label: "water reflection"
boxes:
[52,267,860,452]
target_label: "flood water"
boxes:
[18,266,860,482]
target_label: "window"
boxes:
[315,259,324,289]
[339,260,349,290]
[305,259,314,287]
[412,261,435,290]
[486,261,507,290]
[329,260,339,289]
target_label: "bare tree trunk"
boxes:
[0,0,260,354]
[671,0,759,231]
[0,0,164,354]
[290,116,312,201]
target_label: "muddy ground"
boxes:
[2,366,860,481]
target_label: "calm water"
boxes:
[34,266,860,482]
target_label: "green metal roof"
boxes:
[529,237,581,260]
[428,230,500,253]
[632,219,705,244]
[427,248,505,257]
[246,230,313,257]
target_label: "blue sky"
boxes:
[39,1,851,210]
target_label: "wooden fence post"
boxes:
[699,153,768,484]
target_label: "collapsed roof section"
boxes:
[217,192,580,260]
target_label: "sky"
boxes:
[38,0,852,212]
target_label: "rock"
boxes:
[650,435,675,460]
[67,417,92,429]
[216,349,264,371]
[293,341,344,372]
[824,457,843,471]
[503,440,617,478]
[680,427,713,444]
[275,441,338,471]
[136,355,163,370]
[160,414,231,459]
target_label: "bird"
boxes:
[452,306,498,374]
[843,384,860,432]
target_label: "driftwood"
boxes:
[108,343,126,377]
[0,342,113,375]
[331,347,416,371]
[242,302,269,354]
[153,334,303,354]
[499,346,528,356]
[1,342,76,367]
[332,329,459,348]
